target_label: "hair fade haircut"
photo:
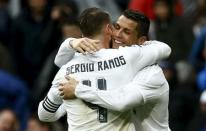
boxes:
[123,9,150,38]
[79,7,111,37]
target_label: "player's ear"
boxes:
[105,24,112,35]
[137,36,147,45]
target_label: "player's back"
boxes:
[55,48,139,131]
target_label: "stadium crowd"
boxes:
[0,0,206,131]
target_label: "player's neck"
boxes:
[91,34,105,49]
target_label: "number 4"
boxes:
[82,78,107,123]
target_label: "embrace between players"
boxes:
[38,7,171,131]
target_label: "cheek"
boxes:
[128,36,139,44]
[122,34,133,44]
[112,30,118,36]
[121,33,128,39]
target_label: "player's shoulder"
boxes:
[147,65,166,85]
[94,46,140,53]
[91,48,119,57]
[118,45,140,49]
[135,64,166,87]
[115,45,141,56]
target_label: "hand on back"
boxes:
[71,38,100,54]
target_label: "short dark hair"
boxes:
[79,7,111,37]
[123,9,150,38]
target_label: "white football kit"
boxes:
[38,38,171,131]
[75,65,171,131]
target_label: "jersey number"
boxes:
[82,79,107,123]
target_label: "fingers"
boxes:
[64,75,78,83]
[65,75,70,80]
[72,38,100,54]
[59,91,64,96]
[84,38,100,51]
[58,86,64,91]
[58,84,65,98]
[76,47,86,55]
[59,86,64,96]
[78,41,95,54]
[59,83,64,86]
[79,42,93,53]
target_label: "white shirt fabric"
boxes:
[38,38,171,131]
[54,38,171,68]
[75,65,171,131]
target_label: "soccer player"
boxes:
[38,8,171,131]
[54,9,171,131]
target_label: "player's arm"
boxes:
[54,38,76,67]
[54,38,99,67]
[142,40,171,61]
[123,40,171,71]
[38,87,65,122]
[75,66,166,112]
[38,101,66,122]
[74,83,142,112]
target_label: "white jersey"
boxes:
[75,65,170,131]
[38,38,171,131]
[131,65,170,131]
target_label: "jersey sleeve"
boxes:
[38,101,66,122]
[75,65,168,112]
[38,68,66,121]
[38,86,64,122]
[142,40,171,61]
[54,38,76,67]
[123,40,171,71]
[75,82,143,112]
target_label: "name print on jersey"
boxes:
[66,55,126,74]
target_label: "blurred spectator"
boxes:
[8,0,21,18]
[27,114,51,131]
[196,41,206,91]
[74,0,121,22]
[0,70,29,131]
[0,41,28,130]
[149,0,194,63]
[189,27,206,71]
[197,67,206,91]
[187,91,206,131]
[193,0,206,36]
[32,20,81,105]
[0,109,19,131]
[176,61,196,85]
[160,61,199,131]
[59,19,81,40]
[27,113,66,131]
[29,0,80,110]
[172,61,199,131]
[51,0,79,23]
[113,0,130,11]
[10,0,61,88]
[128,0,183,20]
[128,0,155,20]
[180,0,197,19]
[173,0,184,17]
[160,61,177,90]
